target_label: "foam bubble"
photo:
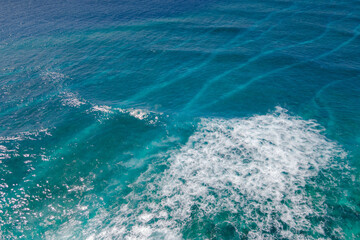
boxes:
[61,92,86,108]
[54,108,346,239]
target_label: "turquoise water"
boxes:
[1,0,359,239]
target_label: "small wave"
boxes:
[90,104,160,124]
[58,90,161,124]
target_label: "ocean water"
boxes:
[0,0,359,239]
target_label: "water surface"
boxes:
[0,0,359,239]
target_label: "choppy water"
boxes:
[0,0,359,239]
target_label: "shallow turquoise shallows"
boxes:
[0,0,359,239]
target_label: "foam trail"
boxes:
[104,18,213,105]
[182,6,304,110]
[110,17,223,104]
[184,15,352,111]
[311,76,358,129]
[122,16,216,72]
[312,79,344,115]
[199,22,360,111]
[121,3,296,104]
[67,107,345,239]
[68,25,168,89]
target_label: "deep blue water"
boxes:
[0,0,359,239]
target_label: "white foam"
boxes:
[53,108,346,239]
[126,108,160,124]
[129,109,149,120]
[92,105,113,114]
[90,105,159,124]
[59,91,159,124]
[61,92,86,108]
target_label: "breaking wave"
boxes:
[54,108,346,239]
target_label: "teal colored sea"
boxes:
[0,0,359,239]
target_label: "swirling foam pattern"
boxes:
[59,108,346,239]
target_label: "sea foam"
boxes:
[57,108,345,239]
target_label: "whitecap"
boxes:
[90,104,160,124]
[129,108,149,120]
[91,105,113,113]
